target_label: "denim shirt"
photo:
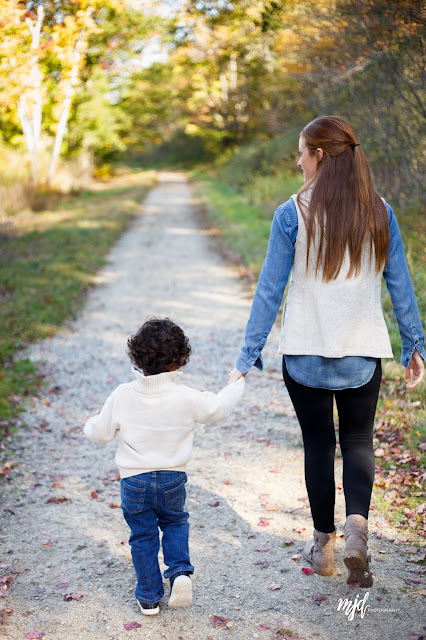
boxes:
[236,198,425,389]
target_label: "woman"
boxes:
[228,116,425,588]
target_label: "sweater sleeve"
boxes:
[84,390,119,443]
[192,378,245,424]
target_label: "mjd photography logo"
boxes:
[337,592,400,620]
[337,592,370,621]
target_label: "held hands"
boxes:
[228,368,246,385]
[405,349,424,389]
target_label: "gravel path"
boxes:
[1,172,424,640]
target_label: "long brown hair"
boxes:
[297,115,389,281]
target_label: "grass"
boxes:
[0,170,156,446]
[190,168,425,538]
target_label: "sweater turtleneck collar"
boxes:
[131,367,182,394]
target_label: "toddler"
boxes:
[84,318,245,615]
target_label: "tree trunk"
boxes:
[17,5,44,184]
[47,26,87,185]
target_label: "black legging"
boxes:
[282,357,382,534]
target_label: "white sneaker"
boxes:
[168,574,192,608]
[137,599,160,616]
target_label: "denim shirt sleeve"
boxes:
[383,203,426,367]
[235,199,298,373]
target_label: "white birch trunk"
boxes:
[47,27,87,185]
[17,5,44,184]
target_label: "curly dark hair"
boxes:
[127,317,192,375]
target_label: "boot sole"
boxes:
[344,552,373,588]
[168,575,192,608]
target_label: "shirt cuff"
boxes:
[236,353,264,374]
[401,333,426,368]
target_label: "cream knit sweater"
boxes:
[84,368,245,478]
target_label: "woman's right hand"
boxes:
[228,368,246,385]
[405,349,425,389]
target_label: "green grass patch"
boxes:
[190,168,302,275]
[0,170,156,443]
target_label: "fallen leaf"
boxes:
[56,583,69,589]
[123,621,142,630]
[211,615,231,628]
[268,583,282,590]
[46,497,68,504]
[209,501,220,507]
[256,546,270,553]
[254,561,270,569]
[312,593,327,602]
[302,567,314,575]
[259,517,271,527]
[291,554,302,562]
[404,577,421,586]
[256,624,270,630]
[25,633,44,639]
[109,502,120,509]
[90,491,99,499]
[376,530,383,539]
[64,592,85,601]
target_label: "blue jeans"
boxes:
[121,471,194,604]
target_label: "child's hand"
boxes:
[228,368,245,384]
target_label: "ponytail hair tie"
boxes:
[351,143,360,149]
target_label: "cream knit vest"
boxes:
[278,194,393,358]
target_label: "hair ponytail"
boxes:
[297,116,389,281]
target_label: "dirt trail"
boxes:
[0,172,423,640]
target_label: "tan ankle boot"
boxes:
[344,514,373,588]
[302,529,336,576]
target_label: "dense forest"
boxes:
[0,0,424,212]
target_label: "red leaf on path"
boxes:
[291,554,302,562]
[256,624,271,630]
[247,531,256,539]
[46,496,68,503]
[259,517,271,527]
[268,583,282,590]
[52,482,64,488]
[25,633,44,639]
[109,503,120,509]
[404,577,421,585]
[211,615,231,627]
[312,593,327,602]
[64,592,85,601]
[293,527,305,534]
[376,530,383,539]
[123,621,142,630]
[209,501,220,507]
[302,567,314,575]
[376,596,383,601]
[90,491,99,499]
[256,546,270,553]
[282,540,294,546]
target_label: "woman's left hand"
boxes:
[228,368,246,384]
[405,349,425,389]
